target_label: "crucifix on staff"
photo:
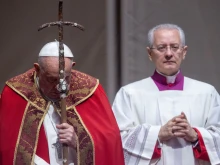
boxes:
[38,1,84,164]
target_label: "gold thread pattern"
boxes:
[13,103,30,165]
[67,107,95,165]
[31,102,51,165]
[66,70,98,107]
[6,69,48,110]
[15,104,45,165]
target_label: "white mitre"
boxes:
[39,41,74,57]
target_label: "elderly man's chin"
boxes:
[164,69,179,76]
[159,66,179,76]
[163,63,179,70]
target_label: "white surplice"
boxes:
[34,104,77,165]
[112,77,220,165]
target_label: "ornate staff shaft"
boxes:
[58,1,64,82]
[38,1,85,164]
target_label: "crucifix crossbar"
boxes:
[38,1,85,81]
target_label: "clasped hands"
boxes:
[56,123,78,148]
[158,112,198,143]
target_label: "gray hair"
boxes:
[148,23,185,47]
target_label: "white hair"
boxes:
[148,23,185,47]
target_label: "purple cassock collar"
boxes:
[151,70,184,91]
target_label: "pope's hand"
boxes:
[56,123,78,148]
[173,112,198,142]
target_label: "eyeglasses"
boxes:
[150,45,183,53]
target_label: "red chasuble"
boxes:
[0,68,125,165]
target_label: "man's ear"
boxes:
[34,63,40,76]
[146,47,152,61]
[182,46,188,60]
[72,62,76,68]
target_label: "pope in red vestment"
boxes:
[0,42,125,165]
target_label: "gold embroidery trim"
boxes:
[13,102,30,165]
[6,82,45,112]
[72,106,95,165]
[68,79,99,108]
[7,70,99,111]
[31,102,50,165]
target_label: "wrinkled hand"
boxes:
[56,123,78,148]
[173,112,198,142]
[158,115,182,142]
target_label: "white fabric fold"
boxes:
[34,154,50,165]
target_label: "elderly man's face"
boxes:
[147,29,187,76]
[34,57,73,101]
